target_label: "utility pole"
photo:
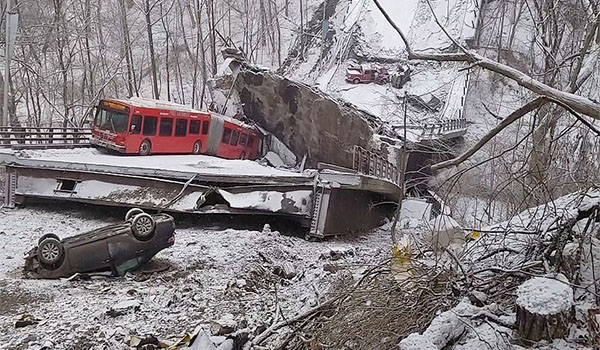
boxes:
[3,0,11,127]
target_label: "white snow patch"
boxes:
[399,298,479,349]
[516,275,573,315]
[8,148,304,178]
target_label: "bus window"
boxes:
[143,116,157,136]
[175,119,187,137]
[130,115,142,134]
[239,133,247,146]
[247,135,254,147]
[159,118,173,136]
[222,128,232,143]
[202,121,210,135]
[95,108,128,132]
[189,120,201,134]
[231,130,240,146]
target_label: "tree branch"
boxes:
[431,97,548,172]
[371,0,600,120]
[545,96,600,137]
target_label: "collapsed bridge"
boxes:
[1,148,401,238]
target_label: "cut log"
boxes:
[515,275,574,343]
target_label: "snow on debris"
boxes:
[516,275,573,316]
[421,298,478,348]
[484,187,600,234]
[8,148,304,178]
[398,298,512,350]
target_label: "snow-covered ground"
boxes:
[0,203,391,349]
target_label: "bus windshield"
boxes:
[94,108,128,132]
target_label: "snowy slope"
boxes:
[288,0,480,131]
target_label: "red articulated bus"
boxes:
[90,97,261,160]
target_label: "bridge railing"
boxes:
[0,127,92,149]
[352,145,400,184]
[421,118,468,137]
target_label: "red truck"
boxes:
[345,64,389,84]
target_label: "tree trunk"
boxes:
[160,3,170,101]
[196,0,207,109]
[206,0,217,75]
[516,276,574,343]
[52,0,69,128]
[145,0,159,99]
[299,0,304,59]
[119,0,136,97]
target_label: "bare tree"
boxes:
[119,0,137,97]
[142,0,160,99]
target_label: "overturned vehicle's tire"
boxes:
[38,238,64,268]
[131,213,156,240]
[38,233,60,245]
[125,208,144,221]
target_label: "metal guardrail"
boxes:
[0,127,92,149]
[352,145,400,184]
[421,118,468,137]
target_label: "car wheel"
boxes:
[352,78,360,84]
[131,213,156,240]
[37,238,64,268]
[38,233,60,245]
[139,139,151,156]
[192,141,202,155]
[125,208,144,221]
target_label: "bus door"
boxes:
[173,117,189,153]
[140,115,158,154]
[156,114,174,152]
[206,115,224,156]
[126,114,143,153]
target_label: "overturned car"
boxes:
[25,209,175,278]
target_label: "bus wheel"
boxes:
[192,141,202,155]
[139,140,151,156]
[239,152,246,160]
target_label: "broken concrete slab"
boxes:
[262,151,286,168]
[107,299,141,317]
[236,68,377,169]
[189,329,218,350]
[210,314,237,336]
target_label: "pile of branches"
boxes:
[301,265,457,349]
[252,260,459,350]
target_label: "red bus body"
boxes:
[90,97,261,160]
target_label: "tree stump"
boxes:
[516,274,574,343]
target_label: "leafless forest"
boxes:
[1,0,600,349]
